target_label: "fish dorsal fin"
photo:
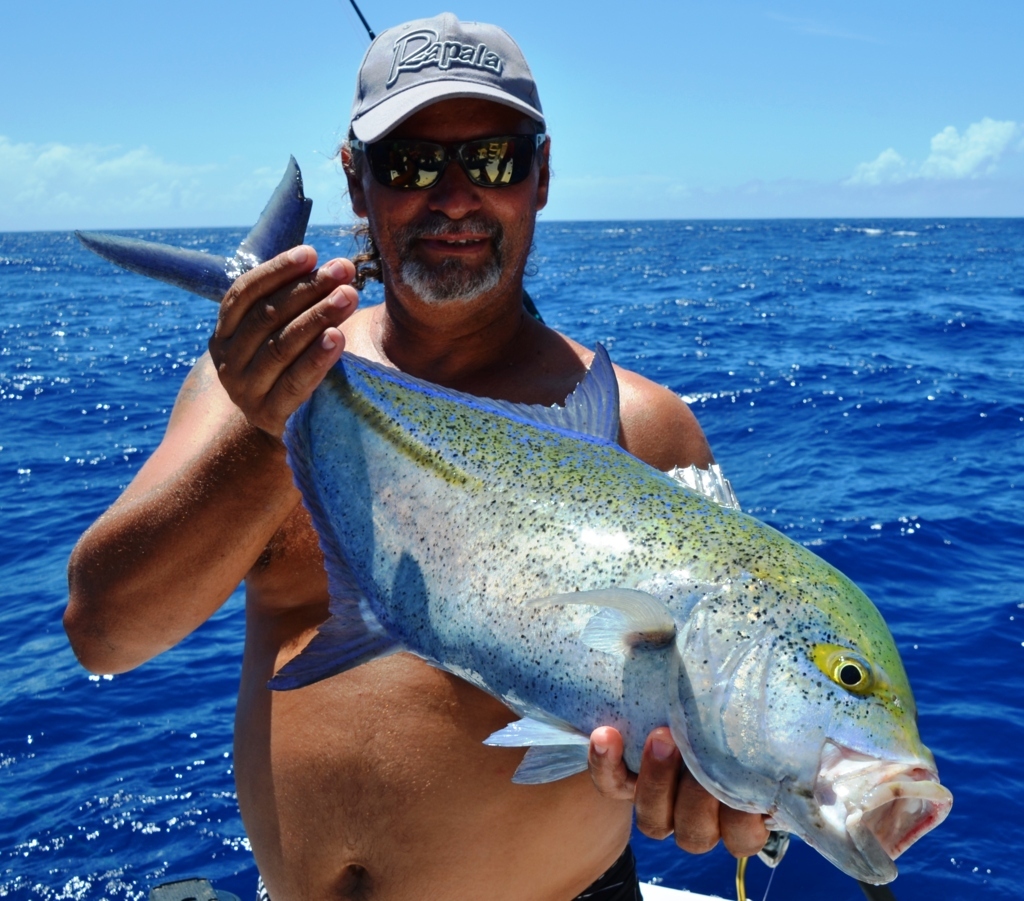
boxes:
[233,155,313,273]
[666,462,742,510]
[76,157,311,302]
[526,587,677,656]
[343,344,620,444]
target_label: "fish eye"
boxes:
[836,660,868,688]
[812,643,875,695]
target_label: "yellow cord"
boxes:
[735,856,748,901]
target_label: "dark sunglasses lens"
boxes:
[368,141,446,189]
[460,136,536,186]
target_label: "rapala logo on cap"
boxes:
[387,29,503,87]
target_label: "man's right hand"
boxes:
[209,245,359,438]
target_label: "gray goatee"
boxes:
[393,215,505,304]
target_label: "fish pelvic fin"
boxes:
[76,156,312,302]
[485,716,591,784]
[268,606,401,691]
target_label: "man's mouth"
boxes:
[419,235,491,253]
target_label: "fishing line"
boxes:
[759,863,778,901]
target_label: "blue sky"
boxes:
[2,0,1022,229]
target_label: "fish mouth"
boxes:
[811,740,953,884]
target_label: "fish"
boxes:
[76,156,312,301]
[76,163,951,886]
[269,346,953,885]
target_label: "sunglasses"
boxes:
[351,134,547,190]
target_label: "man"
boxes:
[65,14,766,901]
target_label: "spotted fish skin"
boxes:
[274,348,951,885]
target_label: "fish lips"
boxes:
[806,740,953,884]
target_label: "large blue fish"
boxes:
[78,166,952,887]
[272,348,951,885]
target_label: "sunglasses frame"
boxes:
[350,133,548,191]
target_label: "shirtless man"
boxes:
[65,14,766,901]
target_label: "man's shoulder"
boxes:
[609,358,714,473]
[540,331,713,472]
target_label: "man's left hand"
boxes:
[588,726,769,858]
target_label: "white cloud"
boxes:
[848,148,910,186]
[919,118,1019,178]
[847,117,1021,185]
[0,137,216,227]
[0,138,351,232]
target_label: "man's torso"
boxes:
[232,307,645,900]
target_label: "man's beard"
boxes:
[391,215,505,304]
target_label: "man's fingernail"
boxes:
[321,330,337,350]
[593,738,609,757]
[289,246,311,264]
[652,738,676,761]
[323,259,347,279]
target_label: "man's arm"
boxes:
[64,248,357,673]
[64,357,301,673]
[587,369,770,859]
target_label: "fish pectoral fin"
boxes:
[484,716,592,784]
[267,606,402,691]
[527,588,677,655]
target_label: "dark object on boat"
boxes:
[149,877,240,901]
[859,881,899,901]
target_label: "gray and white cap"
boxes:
[349,12,545,142]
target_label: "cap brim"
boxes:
[351,81,545,142]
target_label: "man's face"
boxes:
[347,98,550,307]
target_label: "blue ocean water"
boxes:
[1,219,1021,901]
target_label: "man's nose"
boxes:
[426,160,483,219]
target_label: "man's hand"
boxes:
[209,245,359,438]
[589,726,769,858]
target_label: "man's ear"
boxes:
[342,144,369,218]
[535,136,551,212]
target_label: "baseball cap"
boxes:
[349,12,545,142]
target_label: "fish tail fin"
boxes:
[76,157,312,302]
[75,231,233,302]
[236,156,313,264]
